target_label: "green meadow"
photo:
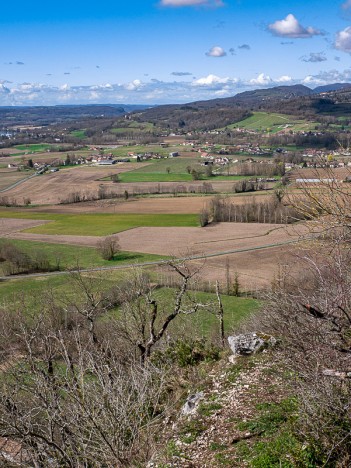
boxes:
[226,112,318,133]
[0,274,258,337]
[0,211,199,235]
[0,238,167,273]
[69,130,87,139]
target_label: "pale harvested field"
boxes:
[0,170,34,191]
[21,193,271,214]
[3,164,149,204]
[290,166,351,182]
[115,223,306,257]
[0,218,50,236]
[3,170,268,205]
[186,245,298,290]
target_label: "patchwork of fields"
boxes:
[0,136,313,301]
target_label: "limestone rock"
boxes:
[181,392,204,415]
[227,333,275,356]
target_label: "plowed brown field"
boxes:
[4,221,308,289]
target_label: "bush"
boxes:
[97,236,120,260]
[153,339,221,368]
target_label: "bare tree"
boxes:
[97,235,120,261]
[115,262,213,364]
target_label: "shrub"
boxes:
[97,236,120,261]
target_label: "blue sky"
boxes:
[1,0,351,105]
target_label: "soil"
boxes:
[15,194,271,214]
[3,221,307,289]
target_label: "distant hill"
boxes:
[313,83,351,94]
[135,84,351,130]
[0,104,152,126]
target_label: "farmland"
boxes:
[0,168,34,191]
[0,209,308,290]
[0,129,311,295]
[0,212,199,235]
[0,130,313,294]
[0,238,167,274]
[227,111,319,133]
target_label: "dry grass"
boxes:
[0,169,34,191]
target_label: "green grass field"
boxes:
[0,211,199,235]
[226,112,318,134]
[14,143,63,153]
[69,130,87,139]
[119,172,194,182]
[0,274,258,337]
[128,157,200,173]
[0,239,167,273]
[154,287,259,336]
[111,121,156,134]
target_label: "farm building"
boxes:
[97,160,116,165]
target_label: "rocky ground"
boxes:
[151,338,292,467]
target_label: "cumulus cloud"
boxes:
[300,52,327,62]
[238,44,250,50]
[335,26,351,52]
[249,73,272,85]
[276,75,292,83]
[160,0,224,7]
[2,69,350,106]
[205,46,226,57]
[171,71,193,76]
[268,14,322,38]
[124,79,143,91]
[302,69,351,86]
[193,74,230,86]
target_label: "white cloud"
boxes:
[205,46,226,57]
[302,69,351,85]
[160,0,224,6]
[302,75,324,85]
[0,83,10,94]
[193,74,230,86]
[268,14,321,38]
[249,73,272,85]
[124,79,143,91]
[2,69,351,106]
[335,27,351,52]
[60,84,70,91]
[276,75,292,83]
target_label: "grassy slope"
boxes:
[0,238,167,272]
[227,112,318,133]
[0,211,199,235]
[0,275,258,336]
